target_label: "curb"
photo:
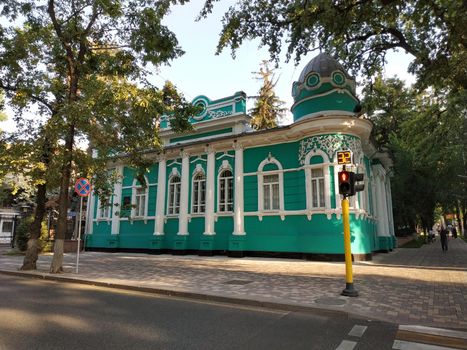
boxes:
[1,269,360,321]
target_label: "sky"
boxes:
[0,1,416,132]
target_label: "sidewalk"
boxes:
[1,237,467,330]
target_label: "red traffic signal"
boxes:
[338,170,352,196]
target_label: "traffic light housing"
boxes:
[338,170,352,196]
[350,172,365,195]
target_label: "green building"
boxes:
[85,53,396,260]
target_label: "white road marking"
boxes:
[335,340,357,350]
[399,325,467,340]
[393,339,461,350]
[348,325,368,337]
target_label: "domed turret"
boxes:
[291,53,358,122]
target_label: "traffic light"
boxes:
[338,170,352,196]
[350,172,365,195]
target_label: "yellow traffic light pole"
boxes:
[341,196,358,297]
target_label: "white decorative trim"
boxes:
[257,154,284,212]
[190,156,207,163]
[233,145,245,235]
[216,152,235,160]
[298,134,363,166]
[178,152,190,235]
[167,159,181,167]
[204,149,216,235]
[291,88,359,111]
[154,158,166,235]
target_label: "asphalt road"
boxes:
[0,274,398,350]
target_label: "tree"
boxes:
[362,77,467,233]
[249,60,286,130]
[0,1,195,273]
[200,0,466,92]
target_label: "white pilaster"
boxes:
[204,147,216,235]
[178,151,189,235]
[381,176,391,236]
[111,165,123,235]
[154,156,166,235]
[86,188,95,234]
[324,165,331,211]
[386,177,395,236]
[233,143,245,235]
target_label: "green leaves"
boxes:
[203,0,466,92]
[363,76,466,230]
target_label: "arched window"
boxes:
[305,151,330,212]
[258,155,284,212]
[192,172,206,214]
[132,177,148,218]
[168,175,181,215]
[218,169,233,212]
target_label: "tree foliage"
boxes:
[249,60,286,130]
[0,0,195,272]
[200,0,466,91]
[362,77,467,232]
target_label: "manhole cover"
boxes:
[314,297,347,306]
[223,280,253,285]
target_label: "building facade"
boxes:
[85,53,396,260]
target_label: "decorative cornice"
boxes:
[298,134,363,165]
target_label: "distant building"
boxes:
[85,53,395,260]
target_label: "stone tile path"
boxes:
[1,237,466,330]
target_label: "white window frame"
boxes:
[167,172,181,215]
[191,170,206,214]
[257,156,284,212]
[305,150,331,212]
[310,167,326,209]
[131,177,148,218]
[218,167,234,213]
[97,196,112,220]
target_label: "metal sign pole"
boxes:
[76,196,83,274]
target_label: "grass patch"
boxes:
[400,237,426,248]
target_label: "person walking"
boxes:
[452,226,458,239]
[440,226,448,252]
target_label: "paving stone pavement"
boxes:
[1,237,466,330]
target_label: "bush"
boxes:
[15,215,49,252]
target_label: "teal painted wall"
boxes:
[86,133,383,257]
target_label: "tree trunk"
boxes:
[20,182,47,270]
[50,123,75,273]
[50,238,64,273]
[21,135,52,271]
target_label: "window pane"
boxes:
[272,183,279,209]
[2,221,13,233]
[264,174,278,184]
[312,179,318,208]
[264,184,270,210]
[311,168,323,178]
[319,178,325,207]
[201,181,206,204]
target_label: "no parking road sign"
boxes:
[74,178,92,197]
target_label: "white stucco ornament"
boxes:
[298,134,363,165]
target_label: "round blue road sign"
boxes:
[74,178,92,197]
